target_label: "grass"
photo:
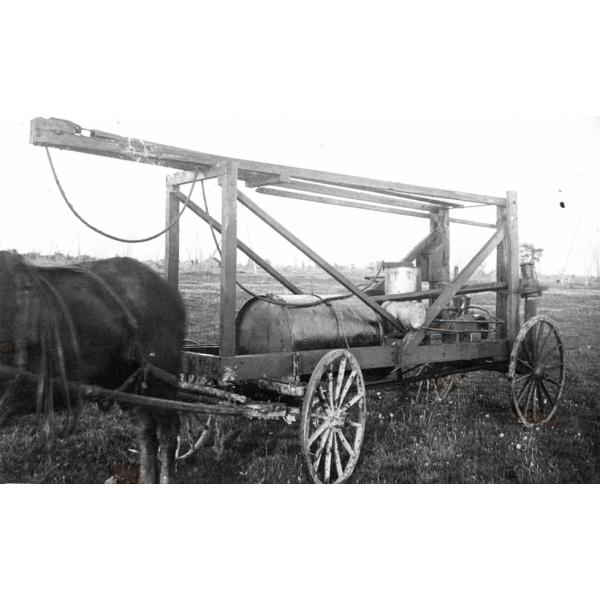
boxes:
[1,269,598,483]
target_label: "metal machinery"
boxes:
[29,118,565,483]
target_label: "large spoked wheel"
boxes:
[300,349,367,484]
[508,316,565,427]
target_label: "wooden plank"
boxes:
[220,162,238,356]
[496,205,508,340]
[271,180,448,211]
[374,281,508,303]
[164,185,180,290]
[171,190,302,294]
[236,189,406,333]
[167,163,228,186]
[256,187,430,220]
[30,117,505,204]
[399,340,509,367]
[505,191,520,342]
[401,224,507,354]
[182,346,398,382]
[243,173,290,187]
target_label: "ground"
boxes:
[0,269,598,483]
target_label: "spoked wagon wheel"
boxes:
[300,349,367,484]
[413,365,457,402]
[508,316,565,427]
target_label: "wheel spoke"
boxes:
[513,373,532,386]
[544,376,561,387]
[532,385,538,422]
[324,431,333,483]
[338,370,357,407]
[516,357,534,370]
[308,421,330,447]
[327,369,334,410]
[522,380,535,420]
[334,357,347,404]
[538,379,556,408]
[342,392,364,412]
[316,384,327,404]
[312,429,330,471]
[333,434,344,481]
[337,430,356,458]
[515,377,533,407]
[538,340,560,367]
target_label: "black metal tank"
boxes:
[235,294,384,355]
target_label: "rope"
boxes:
[45,147,199,244]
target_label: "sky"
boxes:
[1,2,599,277]
[1,116,598,276]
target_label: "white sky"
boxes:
[1,2,599,276]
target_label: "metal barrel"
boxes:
[235,295,384,355]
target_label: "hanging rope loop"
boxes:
[45,146,200,244]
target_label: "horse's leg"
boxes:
[157,413,179,484]
[134,408,158,483]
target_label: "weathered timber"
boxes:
[165,185,180,290]
[505,191,520,342]
[399,340,509,367]
[182,346,397,382]
[30,117,505,204]
[167,162,229,186]
[256,186,430,219]
[171,189,302,294]
[269,180,445,211]
[236,189,406,333]
[374,281,508,303]
[401,224,507,354]
[220,163,238,356]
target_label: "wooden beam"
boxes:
[30,117,505,203]
[236,189,406,333]
[400,340,509,367]
[164,185,180,290]
[167,163,229,186]
[374,282,508,303]
[255,187,430,219]
[505,191,520,342]
[220,162,238,356]
[401,224,507,354]
[243,173,290,188]
[272,180,448,211]
[256,187,495,228]
[171,190,302,294]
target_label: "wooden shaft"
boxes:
[268,180,443,211]
[236,190,406,332]
[505,191,520,342]
[401,224,507,354]
[256,187,495,228]
[256,186,430,219]
[30,117,505,204]
[374,281,508,303]
[171,190,302,294]
[220,162,238,356]
[164,185,180,290]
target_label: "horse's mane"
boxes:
[0,252,81,437]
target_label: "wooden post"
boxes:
[496,191,519,342]
[219,162,238,357]
[505,191,520,342]
[165,183,180,290]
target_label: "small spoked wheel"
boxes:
[300,349,367,484]
[508,316,565,427]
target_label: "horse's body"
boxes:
[0,252,186,483]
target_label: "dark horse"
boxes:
[0,251,186,483]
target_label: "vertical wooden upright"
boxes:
[496,191,519,342]
[165,183,180,290]
[219,161,238,356]
[429,208,450,287]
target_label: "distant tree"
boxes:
[520,243,544,264]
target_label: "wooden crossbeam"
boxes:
[236,190,406,333]
[400,224,507,355]
[30,117,505,204]
[171,190,302,294]
[271,180,446,211]
[255,187,430,219]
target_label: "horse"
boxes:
[0,251,186,483]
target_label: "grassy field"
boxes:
[0,269,598,484]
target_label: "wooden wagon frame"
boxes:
[29,118,565,483]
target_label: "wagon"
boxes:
[29,118,566,483]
